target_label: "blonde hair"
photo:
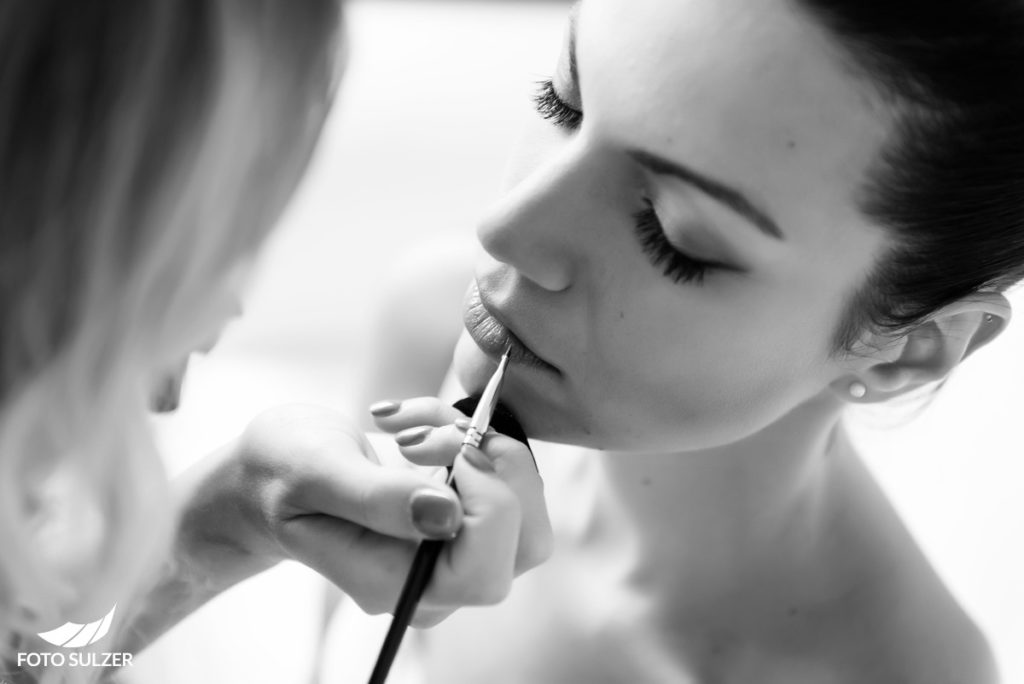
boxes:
[0,0,342,680]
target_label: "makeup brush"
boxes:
[368,348,522,684]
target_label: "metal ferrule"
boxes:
[462,427,484,449]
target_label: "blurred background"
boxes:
[132,1,1024,682]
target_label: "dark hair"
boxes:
[799,0,1024,354]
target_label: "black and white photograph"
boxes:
[1,1,1023,682]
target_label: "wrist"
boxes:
[172,440,282,596]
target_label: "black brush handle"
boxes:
[367,398,529,684]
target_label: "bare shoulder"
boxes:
[827,566,1000,684]
[747,528,1001,684]
[810,443,1002,684]
[877,606,998,684]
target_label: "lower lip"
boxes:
[464,290,559,374]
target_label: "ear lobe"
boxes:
[841,293,1011,402]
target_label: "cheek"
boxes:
[578,296,828,451]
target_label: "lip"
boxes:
[463,285,560,374]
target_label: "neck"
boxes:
[597,390,861,615]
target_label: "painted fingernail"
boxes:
[463,446,496,473]
[454,417,470,430]
[395,425,432,447]
[370,400,401,417]
[410,489,459,539]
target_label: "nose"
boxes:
[476,142,594,293]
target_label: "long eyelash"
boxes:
[533,79,583,130]
[633,203,713,285]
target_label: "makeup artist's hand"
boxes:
[157,404,475,639]
[370,396,553,627]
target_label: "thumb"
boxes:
[298,458,464,541]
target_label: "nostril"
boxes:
[529,260,573,293]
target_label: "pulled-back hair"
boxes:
[799,0,1024,353]
[0,1,342,680]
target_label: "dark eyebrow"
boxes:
[565,4,780,240]
[627,149,785,240]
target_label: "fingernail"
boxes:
[454,417,470,430]
[463,446,496,473]
[395,425,432,447]
[370,400,401,417]
[410,490,459,539]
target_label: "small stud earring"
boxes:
[985,314,995,324]
[848,381,867,399]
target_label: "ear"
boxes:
[833,292,1011,403]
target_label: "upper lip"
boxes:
[472,286,559,373]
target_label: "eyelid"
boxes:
[556,56,582,110]
[645,197,745,273]
[634,204,713,286]
[555,76,582,111]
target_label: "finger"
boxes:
[294,456,463,541]
[396,426,550,573]
[463,438,553,575]
[369,396,468,433]
[443,421,551,574]
[400,428,551,577]
[394,423,466,466]
[278,515,415,616]
[421,451,522,607]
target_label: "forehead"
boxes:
[578,0,893,250]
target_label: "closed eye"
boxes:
[533,79,583,131]
[634,202,725,286]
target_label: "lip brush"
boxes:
[367,347,513,684]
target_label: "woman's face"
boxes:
[453,0,896,451]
